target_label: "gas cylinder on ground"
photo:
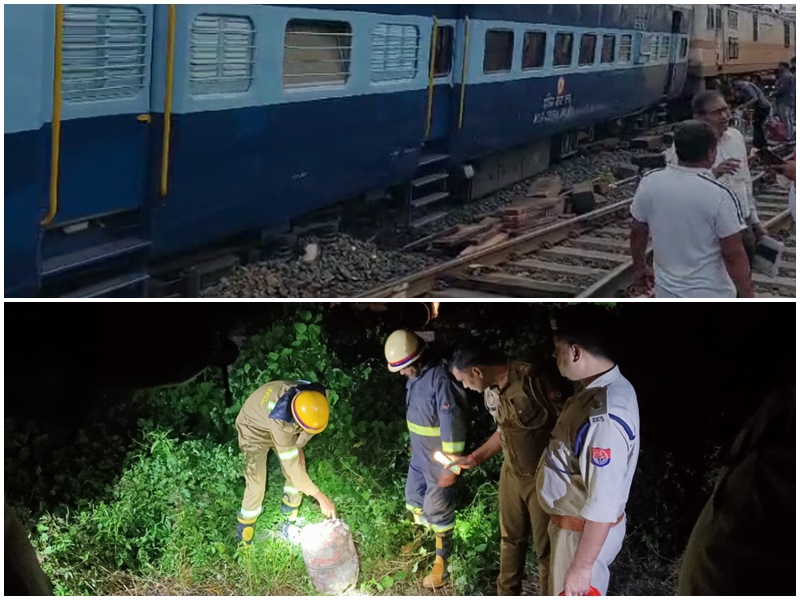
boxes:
[299,519,359,594]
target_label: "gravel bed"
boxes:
[202,145,650,298]
[504,265,599,288]
[202,234,439,298]
[341,147,645,250]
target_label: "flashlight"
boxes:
[434,451,462,475]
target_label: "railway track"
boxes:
[360,172,796,300]
[750,182,796,299]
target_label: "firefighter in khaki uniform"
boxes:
[384,330,467,589]
[536,308,640,596]
[235,380,336,544]
[448,343,566,596]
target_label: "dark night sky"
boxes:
[4,302,794,429]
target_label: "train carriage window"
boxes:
[660,36,670,60]
[484,30,514,73]
[785,23,792,48]
[553,33,574,67]
[522,31,546,70]
[728,10,739,30]
[715,9,722,31]
[431,25,454,77]
[579,34,597,66]
[190,15,255,96]
[618,34,633,63]
[61,6,146,103]
[706,7,714,31]
[371,23,420,83]
[753,14,759,42]
[680,37,688,59]
[284,20,352,88]
[728,37,740,60]
[638,35,653,64]
[601,35,616,64]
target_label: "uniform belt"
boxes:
[549,513,624,532]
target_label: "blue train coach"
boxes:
[4,4,691,297]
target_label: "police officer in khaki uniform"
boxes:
[235,380,336,544]
[536,307,640,596]
[449,343,566,596]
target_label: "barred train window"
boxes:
[553,33,573,67]
[62,6,146,103]
[601,35,616,64]
[371,24,419,83]
[284,20,352,88]
[728,10,739,30]
[706,7,714,31]
[484,29,514,73]
[579,34,597,66]
[522,31,546,70]
[785,23,792,48]
[660,36,670,60]
[639,35,654,64]
[619,35,633,63]
[646,36,656,63]
[680,37,688,59]
[190,15,254,96]
[753,14,759,42]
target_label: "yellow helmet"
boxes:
[384,329,423,373]
[291,390,329,434]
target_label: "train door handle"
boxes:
[137,114,152,124]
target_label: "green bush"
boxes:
[30,304,621,596]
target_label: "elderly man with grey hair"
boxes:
[664,90,767,267]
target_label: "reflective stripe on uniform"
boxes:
[283,485,299,495]
[278,448,299,461]
[239,506,262,519]
[441,441,465,454]
[430,522,454,534]
[406,503,423,514]
[407,420,441,436]
[268,401,277,411]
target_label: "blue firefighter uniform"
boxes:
[404,361,467,534]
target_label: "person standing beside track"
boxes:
[773,62,796,140]
[631,120,755,298]
[665,90,767,266]
[733,78,772,150]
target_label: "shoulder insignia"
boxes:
[588,388,609,419]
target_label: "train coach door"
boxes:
[665,10,683,97]
[425,19,456,142]
[50,4,155,225]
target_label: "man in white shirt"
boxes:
[631,120,755,298]
[664,90,767,266]
[536,307,639,596]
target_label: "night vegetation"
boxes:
[5,303,789,595]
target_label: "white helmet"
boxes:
[384,330,423,373]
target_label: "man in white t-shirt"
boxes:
[664,91,767,267]
[630,120,755,298]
